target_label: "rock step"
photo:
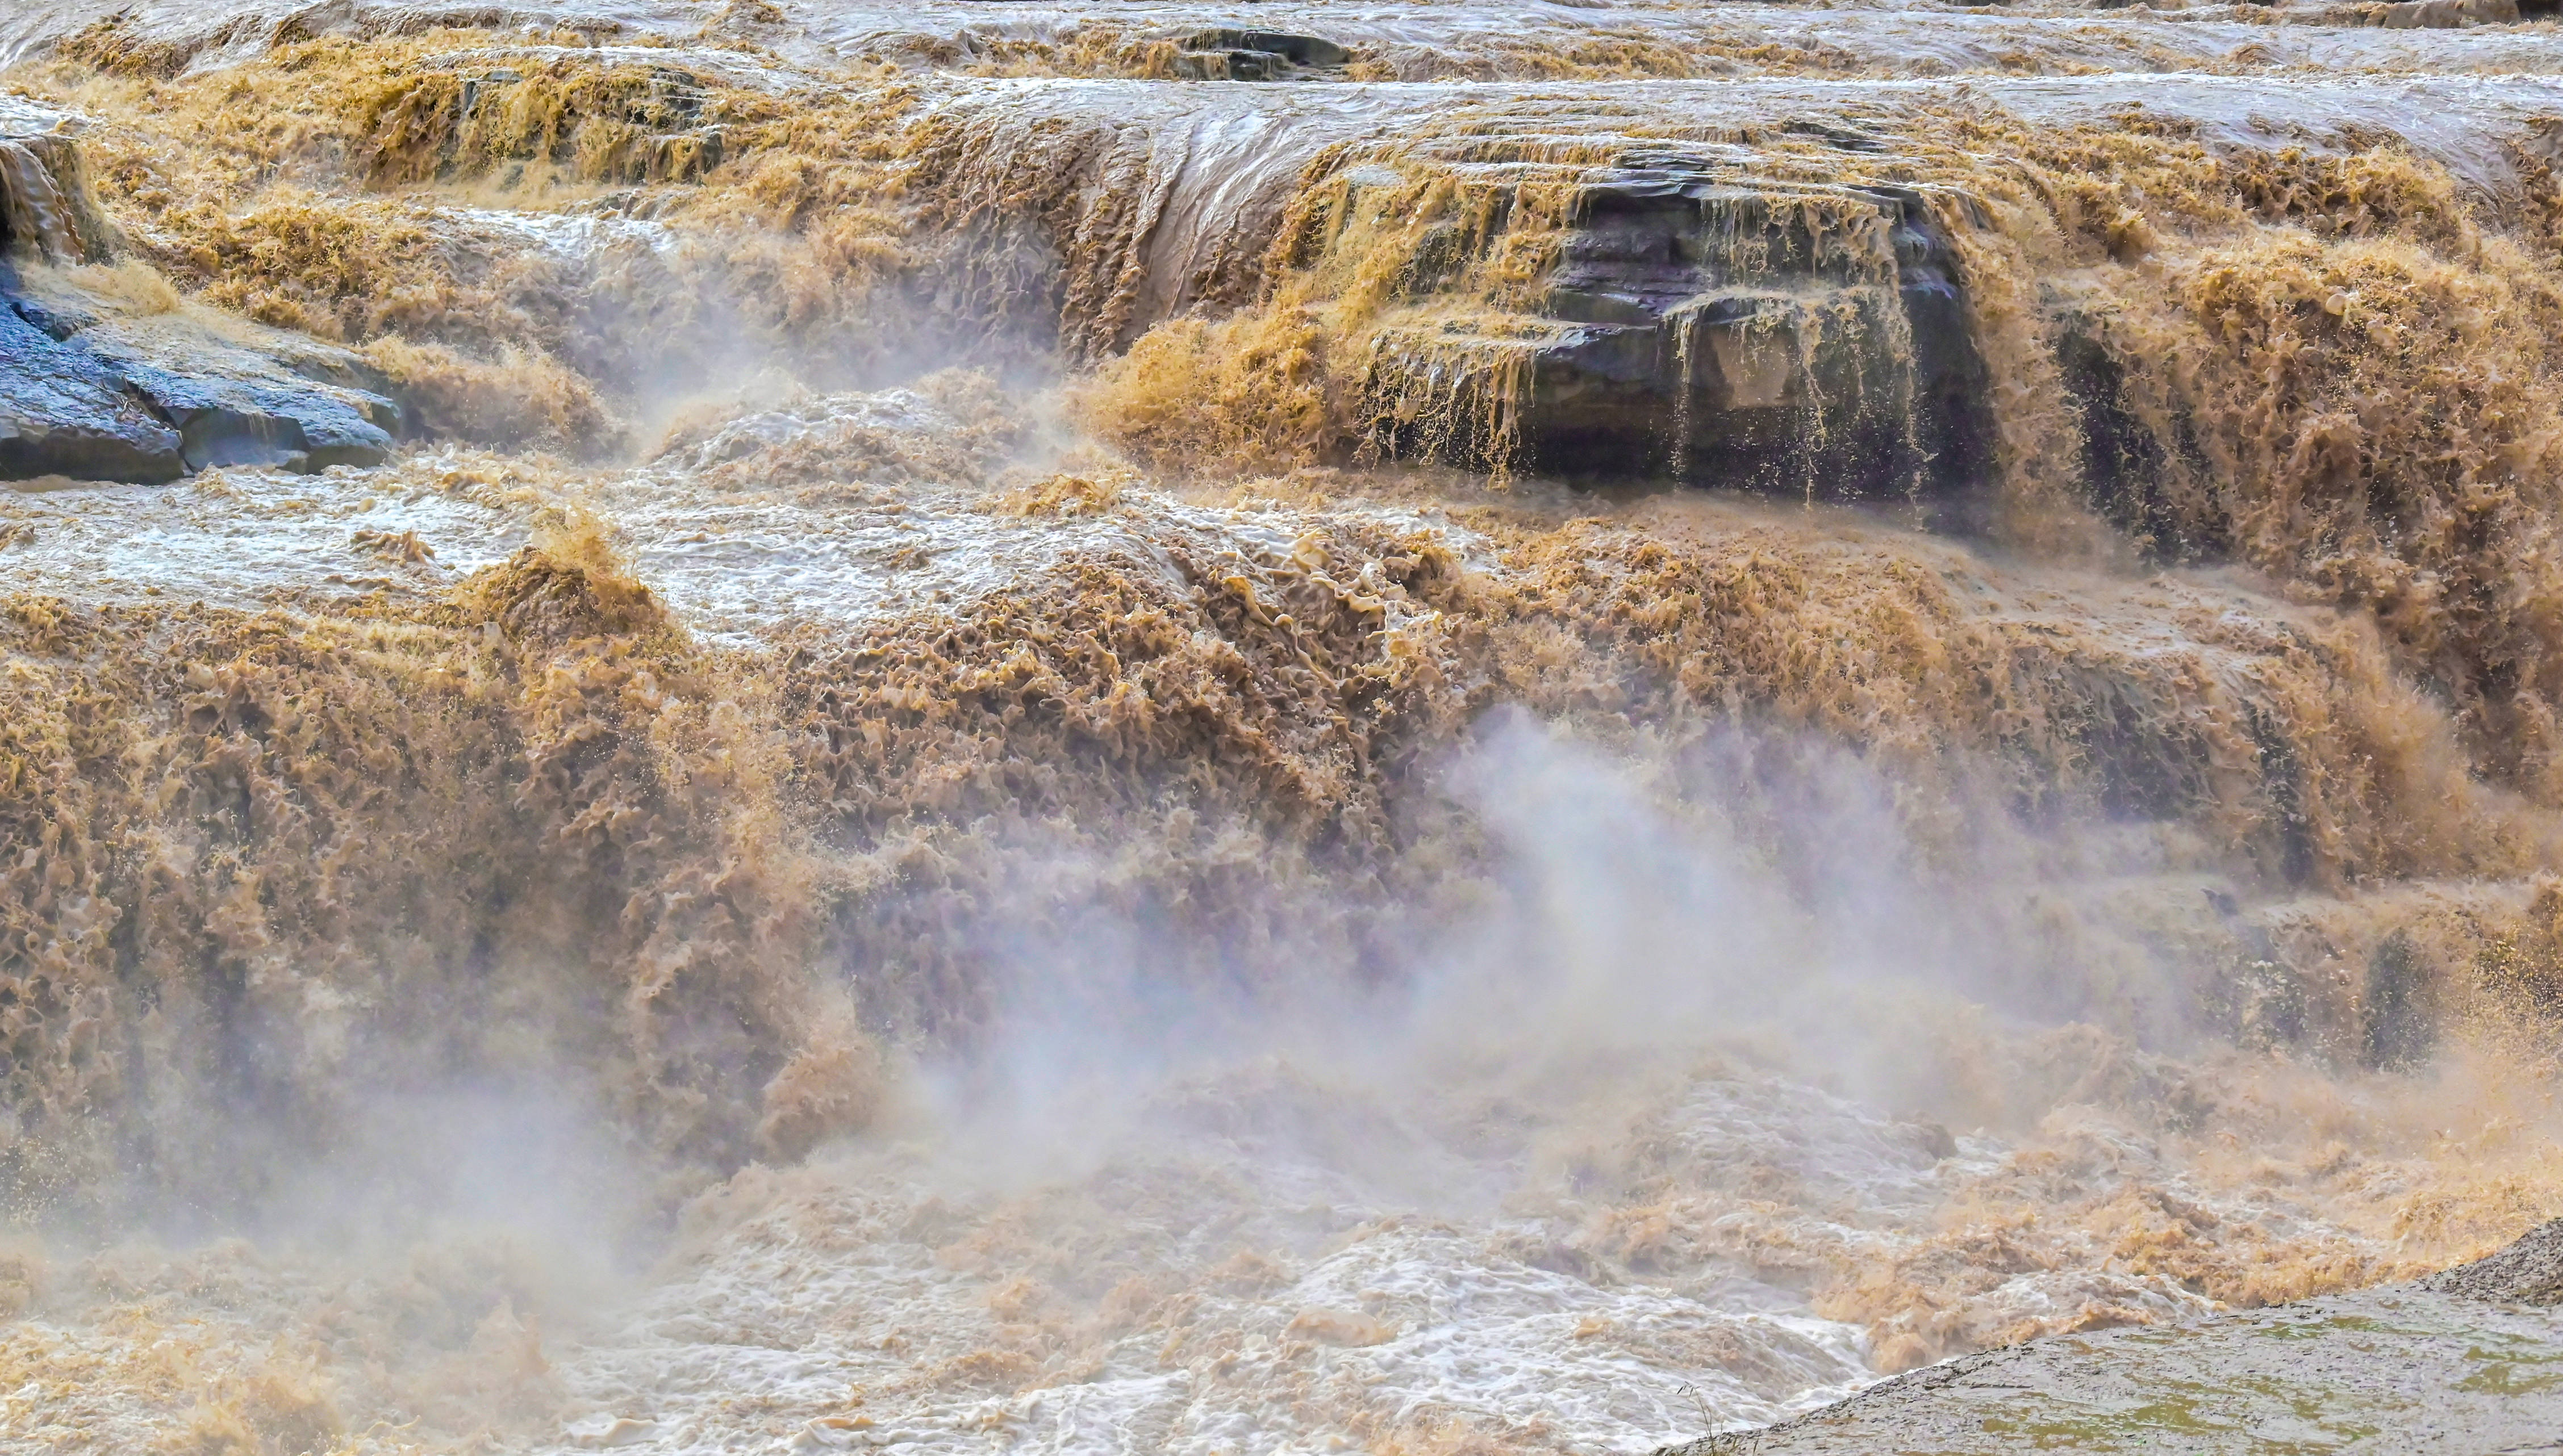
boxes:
[0,304,183,483]
[1167,29,1351,82]
[1,104,398,484]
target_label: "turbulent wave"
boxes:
[8,1,2563,1451]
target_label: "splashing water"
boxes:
[10,2,2563,1452]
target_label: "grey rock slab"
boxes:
[0,308,399,481]
[76,318,399,475]
[0,302,182,483]
[110,360,396,473]
[0,302,399,482]
[1659,1219,2563,1454]
[1,102,391,482]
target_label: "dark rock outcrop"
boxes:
[2420,1216,2563,1303]
[1351,160,1997,524]
[1170,29,1351,80]
[2,101,398,484]
[1519,172,1994,524]
[0,303,183,482]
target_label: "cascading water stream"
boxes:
[7,3,2563,1451]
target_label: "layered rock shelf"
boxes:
[2,98,396,482]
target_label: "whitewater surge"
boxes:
[10,0,2563,1451]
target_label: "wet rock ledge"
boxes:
[1658,1218,2563,1454]
[1,98,398,483]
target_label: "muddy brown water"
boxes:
[10,1,2563,1451]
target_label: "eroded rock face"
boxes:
[1,101,397,483]
[1169,28,1351,80]
[1517,173,1993,520]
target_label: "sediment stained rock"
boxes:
[1504,173,1993,516]
[913,83,2008,507]
[1167,28,1352,81]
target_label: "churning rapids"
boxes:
[15,0,2563,1451]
